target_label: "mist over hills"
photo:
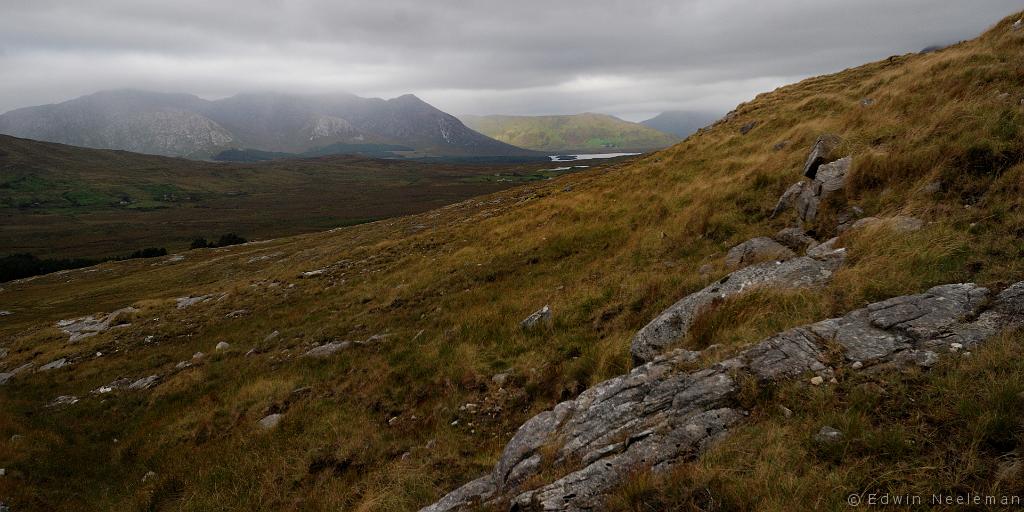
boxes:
[639,110,721,138]
[460,112,679,152]
[0,90,538,159]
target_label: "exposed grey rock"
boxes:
[698,264,714,276]
[770,182,805,218]
[46,395,80,408]
[176,295,213,309]
[835,206,865,232]
[142,470,157,483]
[492,373,510,386]
[806,237,842,259]
[39,358,69,372]
[423,281,1024,512]
[264,331,280,342]
[740,327,829,380]
[226,309,250,318]
[1014,18,1022,31]
[128,375,160,390]
[810,309,910,363]
[995,281,1024,317]
[814,426,843,443]
[724,237,796,269]
[0,363,33,385]
[774,228,818,253]
[257,413,283,430]
[420,476,497,512]
[302,341,353,358]
[739,121,757,134]
[866,283,988,341]
[93,377,133,394]
[300,269,326,278]
[631,254,844,364]
[860,98,875,107]
[215,341,230,351]
[521,305,552,330]
[0,311,11,316]
[803,134,841,179]
[56,307,138,343]
[0,348,7,360]
[850,216,924,233]
[796,157,851,223]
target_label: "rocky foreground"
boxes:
[426,280,1023,511]
[422,136,1024,511]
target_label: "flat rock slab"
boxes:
[631,252,844,365]
[850,216,924,233]
[56,307,137,343]
[724,237,795,269]
[302,341,353,358]
[422,281,1024,512]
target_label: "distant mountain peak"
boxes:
[639,110,722,138]
[0,90,537,158]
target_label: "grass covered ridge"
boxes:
[460,113,680,152]
[1,11,1024,511]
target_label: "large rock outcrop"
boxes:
[802,134,841,179]
[796,156,851,224]
[772,135,850,224]
[631,249,845,365]
[421,282,1024,512]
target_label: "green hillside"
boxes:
[461,112,680,152]
[0,135,588,260]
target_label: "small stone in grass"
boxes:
[814,426,843,443]
[257,413,283,430]
[810,376,824,386]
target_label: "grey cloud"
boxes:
[0,0,1019,118]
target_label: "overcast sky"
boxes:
[0,1,1020,121]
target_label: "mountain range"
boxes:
[459,112,679,152]
[0,90,538,159]
[639,110,721,138]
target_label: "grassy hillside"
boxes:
[461,113,680,152]
[2,11,1024,511]
[0,135,591,259]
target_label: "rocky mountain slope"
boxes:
[460,113,679,152]
[0,90,537,159]
[2,10,1024,512]
[639,110,720,138]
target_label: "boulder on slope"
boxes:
[724,237,796,269]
